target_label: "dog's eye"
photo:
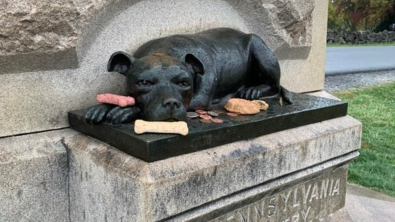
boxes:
[177,81,190,87]
[137,80,153,86]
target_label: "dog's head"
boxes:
[107,51,204,121]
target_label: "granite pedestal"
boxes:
[65,115,361,222]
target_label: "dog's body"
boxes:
[85,28,292,124]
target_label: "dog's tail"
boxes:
[280,86,293,105]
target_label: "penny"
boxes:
[199,114,212,120]
[226,112,238,117]
[211,118,224,123]
[199,119,212,124]
[212,109,225,114]
[187,112,199,118]
[207,111,219,117]
[195,110,207,114]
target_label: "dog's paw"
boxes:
[106,106,141,125]
[85,104,113,124]
[238,85,274,100]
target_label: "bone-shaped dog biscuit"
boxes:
[134,120,189,136]
[97,93,135,107]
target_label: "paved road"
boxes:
[325,46,395,75]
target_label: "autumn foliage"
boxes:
[328,0,395,31]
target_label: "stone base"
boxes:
[0,130,75,222]
[65,115,361,222]
[69,94,347,162]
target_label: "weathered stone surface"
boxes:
[0,0,112,55]
[280,0,329,93]
[0,48,79,74]
[0,129,76,222]
[260,0,314,46]
[66,116,361,221]
[0,0,316,73]
[67,135,147,222]
[0,67,125,137]
[0,0,313,56]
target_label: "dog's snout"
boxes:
[163,98,181,109]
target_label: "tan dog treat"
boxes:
[252,100,269,111]
[224,98,260,115]
[97,93,135,107]
[134,120,188,136]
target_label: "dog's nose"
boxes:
[163,98,181,109]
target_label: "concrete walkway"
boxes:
[326,184,395,222]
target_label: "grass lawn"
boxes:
[333,82,395,197]
[327,42,395,47]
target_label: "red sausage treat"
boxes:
[96,93,135,107]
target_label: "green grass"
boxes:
[333,82,395,197]
[327,42,395,47]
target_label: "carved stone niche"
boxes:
[0,0,327,138]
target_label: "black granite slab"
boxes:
[68,94,347,162]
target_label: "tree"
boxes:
[329,0,395,31]
[328,1,350,30]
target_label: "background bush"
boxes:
[328,0,395,32]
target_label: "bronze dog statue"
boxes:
[85,28,292,124]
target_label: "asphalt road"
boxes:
[325,46,395,75]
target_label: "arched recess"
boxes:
[76,0,314,66]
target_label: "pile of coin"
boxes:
[187,110,225,124]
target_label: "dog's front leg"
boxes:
[85,104,114,124]
[105,106,141,125]
[84,104,141,125]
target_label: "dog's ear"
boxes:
[107,51,136,75]
[183,53,205,75]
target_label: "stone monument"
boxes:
[0,1,361,221]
